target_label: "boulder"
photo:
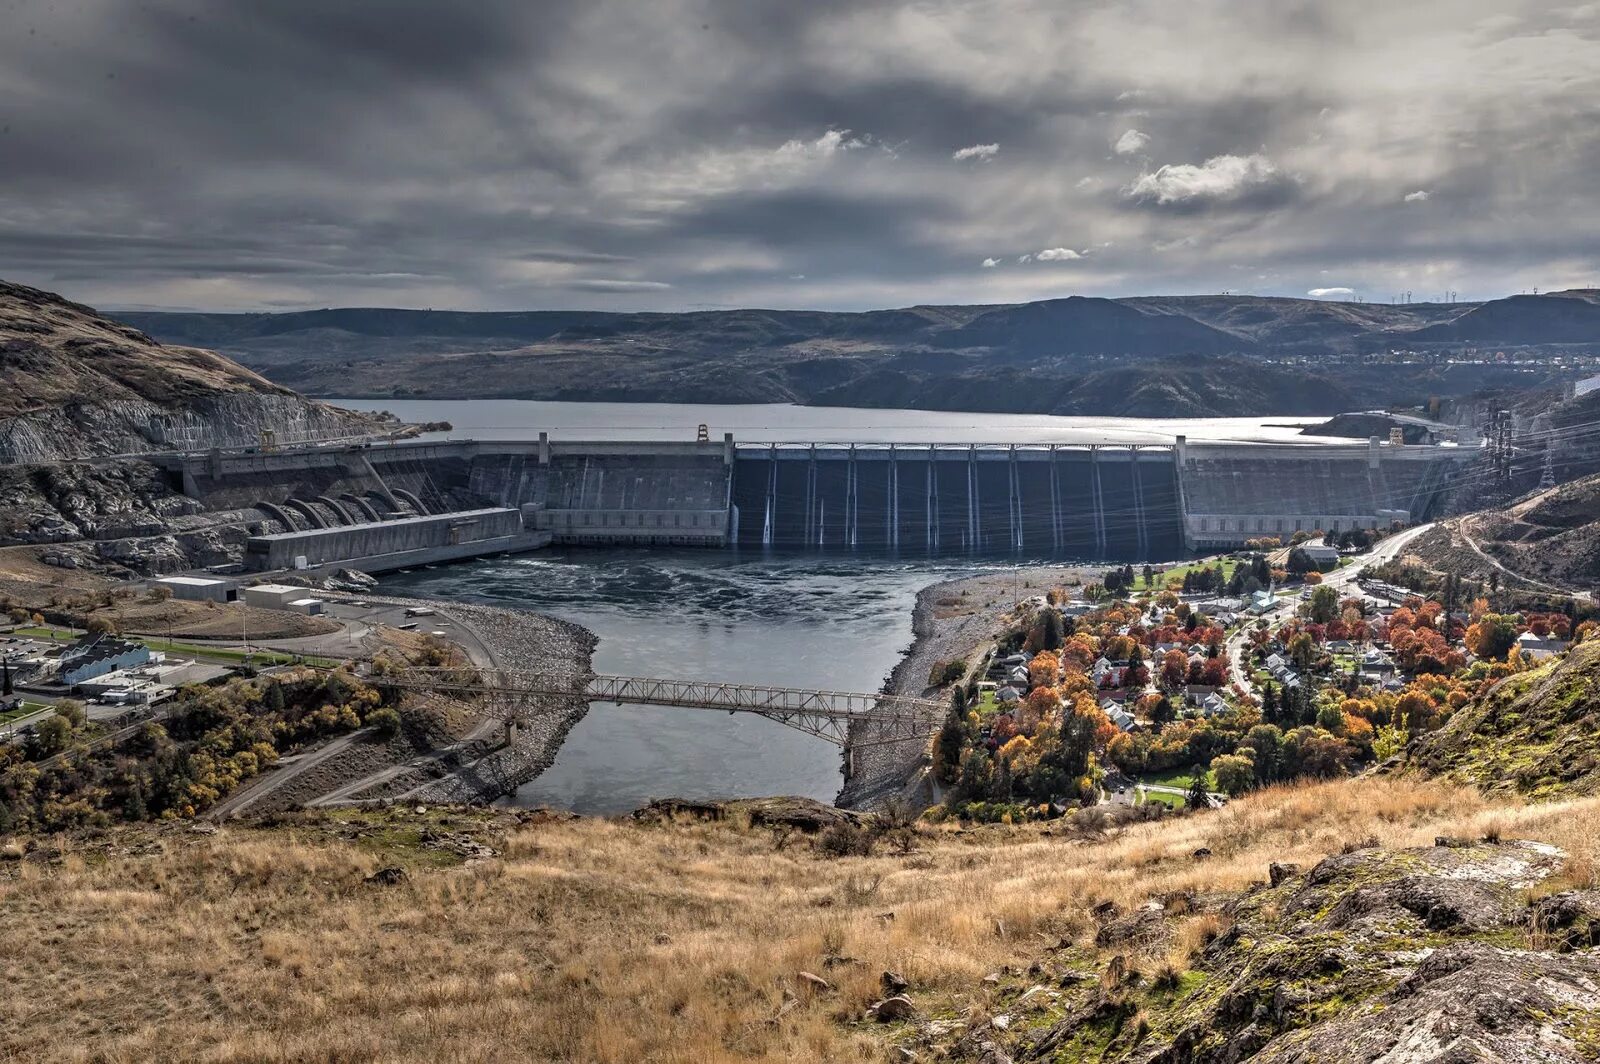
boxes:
[870,995,916,1023]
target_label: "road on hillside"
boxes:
[1224,523,1435,696]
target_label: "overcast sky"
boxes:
[3,1,1599,312]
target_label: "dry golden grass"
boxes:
[4,779,1600,1063]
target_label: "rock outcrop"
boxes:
[0,278,379,462]
[954,838,1600,1063]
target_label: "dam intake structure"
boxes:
[132,430,1483,572]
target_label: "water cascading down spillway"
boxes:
[729,444,1184,559]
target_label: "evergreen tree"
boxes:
[935,689,969,784]
[123,779,148,821]
[1261,683,1280,725]
[1186,772,1211,811]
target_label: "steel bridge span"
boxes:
[375,667,946,754]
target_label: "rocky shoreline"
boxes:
[401,600,597,804]
[306,587,599,804]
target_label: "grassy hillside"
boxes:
[0,279,292,419]
[5,779,1600,1061]
[1410,641,1600,799]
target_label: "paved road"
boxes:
[1224,523,1435,697]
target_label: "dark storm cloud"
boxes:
[1,0,1598,311]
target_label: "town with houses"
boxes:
[930,534,1589,820]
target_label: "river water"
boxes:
[347,400,1335,813]
[381,550,1015,813]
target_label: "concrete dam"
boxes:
[153,432,1482,571]
[729,445,1184,557]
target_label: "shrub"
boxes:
[816,820,875,858]
[367,707,402,739]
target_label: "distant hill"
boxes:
[1122,293,1462,347]
[0,279,377,462]
[1406,289,1600,346]
[933,295,1247,356]
[111,289,1600,415]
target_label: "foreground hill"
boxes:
[6,780,1600,1062]
[1411,640,1600,798]
[0,280,379,462]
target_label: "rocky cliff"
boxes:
[0,279,379,462]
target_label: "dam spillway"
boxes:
[728,445,1184,559]
[154,430,1481,566]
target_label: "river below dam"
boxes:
[356,400,1337,812]
[381,550,1024,814]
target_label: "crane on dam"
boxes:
[369,665,947,772]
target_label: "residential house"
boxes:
[1516,632,1569,661]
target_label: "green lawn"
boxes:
[0,700,50,726]
[1136,789,1186,809]
[12,626,73,640]
[1134,557,1240,591]
[1137,767,1215,791]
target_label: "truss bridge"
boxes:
[374,667,947,765]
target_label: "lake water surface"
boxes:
[329,397,1342,446]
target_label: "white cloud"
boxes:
[1308,286,1355,298]
[1125,153,1282,204]
[1404,189,1431,202]
[1114,129,1150,155]
[980,257,1000,268]
[1075,176,1099,190]
[776,128,868,159]
[1017,253,1032,264]
[952,142,999,161]
[567,279,673,292]
[1035,247,1084,261]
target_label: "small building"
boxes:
[995,686,1021,705]
[242,583,310,611]
[154,575,236,603]
[1298,544,1340,568]
[58,635,152,687]
[1104,705,1138,732]
[286,598,325,616]
[1516,632,1568,660]
[1362,649,1396,674]
[1247,588,1279,615]
[1091,658,1126,687]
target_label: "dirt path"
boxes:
[1456,514,1593,601]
